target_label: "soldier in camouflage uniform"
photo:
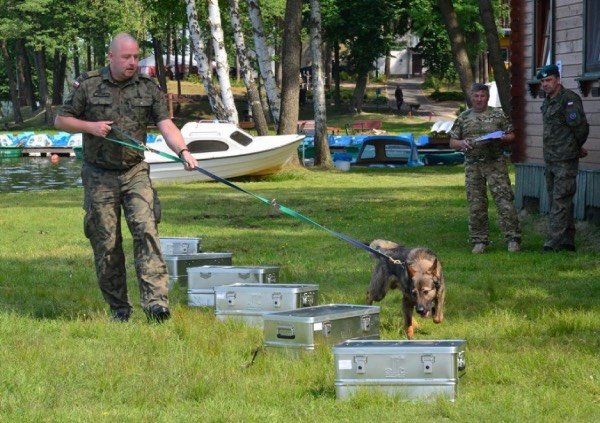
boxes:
[450,83,521,254]
[537,64,589,252]
[55,33,197,322]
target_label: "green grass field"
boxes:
[1,165,599,421]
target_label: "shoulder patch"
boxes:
[73,70,100,89]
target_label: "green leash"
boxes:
[104,127,400,264]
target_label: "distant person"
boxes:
[449,83,521,254]
[55,32,197,323]
[537,64,589,252]
[394,85,404,112]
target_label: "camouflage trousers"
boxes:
[81,161,168,314]
[464,158,521,244]
[544,159,578,248]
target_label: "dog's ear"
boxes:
[407,264,416,278]
[428,258,441,276]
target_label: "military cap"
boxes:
[536,64,560,79]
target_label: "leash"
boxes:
[104,126,403,265]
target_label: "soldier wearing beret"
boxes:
[55,33,198,322]
[449,83,521,254]
[537,64,589,252]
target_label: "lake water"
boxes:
[0,156,83,193]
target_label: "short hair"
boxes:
[471,83,489,93]
[109,33,137,53]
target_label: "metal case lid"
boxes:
[188,265,280,274]
[333,339,466,354]
[164,252,233,261]
[263,304,380,323]
[214,283,318,292]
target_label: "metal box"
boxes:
[164,253,233,288]
[333,340,467,401]
[160,237,202,255]
[263,304,380,354]
[214,283,319,326]
[187,265,280,308]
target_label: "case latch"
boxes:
[354,355,368,374]
[301,291,315,307]
[272,292,282,308]
[361,315,372,332]
[226,291,236,305]
[421,354,435,373]
[322,321,332,337]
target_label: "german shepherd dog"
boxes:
[366,239,445,339]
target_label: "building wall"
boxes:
[520,0,600,170]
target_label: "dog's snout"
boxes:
[416,304,426,315]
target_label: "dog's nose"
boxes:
[416,305,426,315]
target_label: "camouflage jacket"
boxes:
[58,66,169,170]
[541,86,589,162]
[449,107,513,164]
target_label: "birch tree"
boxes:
[247,0,280,126]
[228,0,269,134]
[208,0,238,124]
[309,0,332,168]
[185,0,228,120]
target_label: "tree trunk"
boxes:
[247,0,281,126]
[86,41,92,71]
[0,39,23,124]
[333,42,341,109]
[228,0,269,135]
[437,0,474,106]
[478,0,511,114]
[73,43,80,78]
[310,0,332,168]
[208,0,239,124]
[384,51,391,78]
[16,38,37,111]
[33,49,53,125]
[186,0,228,120]
[52,49,68,105]
[152,36,168,92]
[350,72,368,113]
[173,29,181,114]
[278,0,302,136]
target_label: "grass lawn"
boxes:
[1,165,599,421]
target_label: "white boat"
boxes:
[145,121,304,182]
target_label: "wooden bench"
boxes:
[238,121,256,130]
[347,119,383,134]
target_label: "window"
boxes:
[534,0,554,72]
[187,140,229,154]
[585,0,600,74]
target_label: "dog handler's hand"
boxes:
[179,149,198,171]
[89,121,113,138]
[461,138,473,151]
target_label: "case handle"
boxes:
[276,326,295,339]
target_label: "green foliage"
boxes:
[0,168,599,420]
[430,90,465,102]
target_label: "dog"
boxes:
[366,239,445,339]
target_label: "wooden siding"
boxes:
[516,0,600,170]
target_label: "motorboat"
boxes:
[144,121,304,182]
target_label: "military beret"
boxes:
[536,64,560,79]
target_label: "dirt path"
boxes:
[383,77,460,120]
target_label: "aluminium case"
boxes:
[187,265,280,308]
[164,253,233,288]
[263,304,380,354]
[160,237,202,255]
[214,283,319,326]
[333,340,467,401]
